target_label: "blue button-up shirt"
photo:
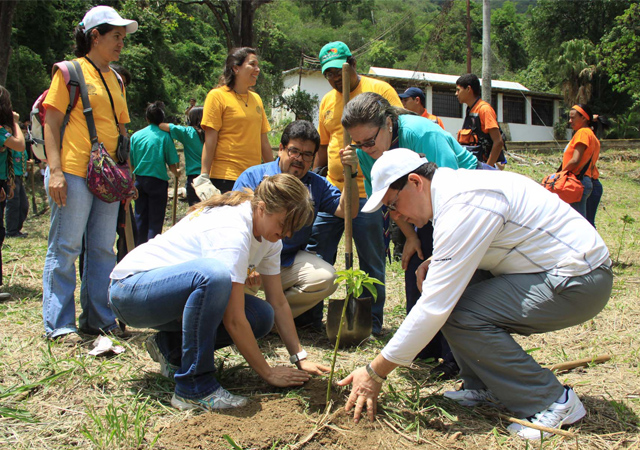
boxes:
[233,159,342,267]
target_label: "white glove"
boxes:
[192,173,220,201]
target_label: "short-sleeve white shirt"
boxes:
[110,202,281,283]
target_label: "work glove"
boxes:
[192,173,220,201]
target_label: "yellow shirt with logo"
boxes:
[318,76,402,197]
[44,58,130,178]
[201,86,271,181]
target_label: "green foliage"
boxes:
[608,111,640,139]
[491,2,527,72]
[615,214,636,264]
[334,268,384,302]
[598,3,640,109]
[277,89,319,122]
[6,0,638,131]
[553,121,568,141]
[81,397,159,450]
[5,46,50,119]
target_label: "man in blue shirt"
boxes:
[234,120,359,328]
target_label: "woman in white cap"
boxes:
[42,5,138,344]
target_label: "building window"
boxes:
[531,98,554,126]
[432,90,462,118]
[502,95,525,124]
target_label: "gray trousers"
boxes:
[442,264,612,417]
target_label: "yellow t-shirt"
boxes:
[43,58,130,178]
[318,76,402,197]
[201,86,271,181]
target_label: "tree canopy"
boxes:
[4,0,638,132]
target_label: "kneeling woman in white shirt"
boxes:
[109,173,328,411]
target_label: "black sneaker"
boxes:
[429,360,460,380]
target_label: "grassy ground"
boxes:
[0,148,639,449]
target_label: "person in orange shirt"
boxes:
[561,104,600,220]
[455,74,506,168]
[398,87,445,130]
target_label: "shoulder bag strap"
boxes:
[70,61,99,144]
[84,56,120,131]
[577,147,596,179]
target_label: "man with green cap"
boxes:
[304,41,401,334]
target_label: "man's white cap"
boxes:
[81,6,138,34]
[361,148,429,213]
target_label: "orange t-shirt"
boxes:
[422,110,445,130]
[562,127,600,179]
[469,99,498,134]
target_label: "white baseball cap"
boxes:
[361,149,429,213]
[81,6,138,34]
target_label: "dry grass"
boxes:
[0,148,639,449]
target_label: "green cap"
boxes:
[319,41,352,74]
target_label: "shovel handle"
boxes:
[342,62,353,269]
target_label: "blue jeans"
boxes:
[586,178,602,228]
[5,176,29,235]
[570,175,592,219]
[42,170,120,338]
[307,198,386,333]
[109,258,274,399]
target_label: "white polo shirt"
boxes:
[111,201,281,284]
[381,168,610,366]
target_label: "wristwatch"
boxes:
[289,349,308,365]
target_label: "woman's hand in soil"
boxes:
[337,367,381,423]
[265,366,310,387]
[298,360,330,376]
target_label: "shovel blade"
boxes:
[326,296,372,348]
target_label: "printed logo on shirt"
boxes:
[434,257,452,262]
[87,84,98,96]
[256,106,262,114]
[247,264,256,277]
[323,109,333,123]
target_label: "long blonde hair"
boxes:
[189,174,314,236]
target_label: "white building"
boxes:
[274,66,565,142]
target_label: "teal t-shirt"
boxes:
[11,149,26,177]
[130,124,179,181]
[0,128,11,180]
[169,124,203,176]
[357,114,478,196]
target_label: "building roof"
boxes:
[366,67,562,99]
[367,67,528,91]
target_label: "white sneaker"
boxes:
[508,387,586,440]
[171,386,249,411]
[146,335,179,378]
[444,388,500,406]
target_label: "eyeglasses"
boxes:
[351,127,381,150]
[286,146,315,162]
[324,69,341,80]
[386,187,403,211]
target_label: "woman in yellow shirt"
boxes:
[195,47,273,194]
[42,6,137,344]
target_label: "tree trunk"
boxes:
[481,0,491,103]
[239,0,253,48]
[0,1,17,86]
